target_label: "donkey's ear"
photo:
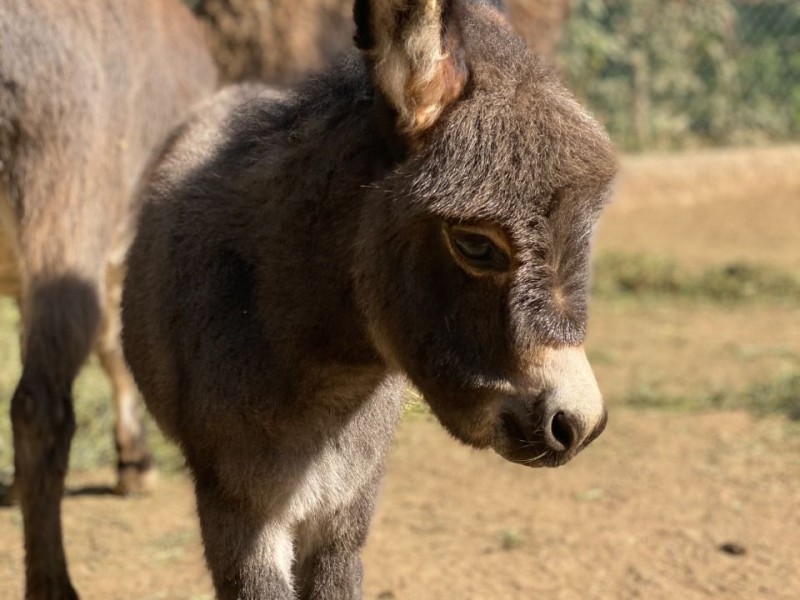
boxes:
[354,0,468,138]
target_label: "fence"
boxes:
[558,0,800,151]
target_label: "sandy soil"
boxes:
[1,411,798,599]
[597,145,800,270]
[586,302,800,400]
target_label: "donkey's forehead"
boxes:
[405,86,616,225]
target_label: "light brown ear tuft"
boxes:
[354,0,468,137]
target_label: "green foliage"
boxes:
[562,0,800,150]
[592,253,800,304]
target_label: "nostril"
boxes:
[549,411,576,452]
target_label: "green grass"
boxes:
[733,372,800,420]
[403,387,430,418]
[0,299,22,478]
[624,371,800,420]
[593,253,800,305]
[499,530,526,551]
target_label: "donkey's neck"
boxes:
[235,60,391,374]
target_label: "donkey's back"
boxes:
[0,0,215,232]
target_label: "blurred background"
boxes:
[1,0,798,598]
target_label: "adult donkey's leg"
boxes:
[11,274,101,600]
[95,266,155,495]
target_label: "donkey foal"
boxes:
[122,0,617,597]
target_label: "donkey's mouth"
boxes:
[492,412,578,468]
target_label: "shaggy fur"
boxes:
[0,1,217,597]
[122,0,616,597]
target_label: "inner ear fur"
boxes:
[354,0,469,137]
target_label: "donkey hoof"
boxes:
[28,576,80,600]
[114,456,158,496]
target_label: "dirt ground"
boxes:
[1,412,798,600]
[0,145,798,599]
[597,145,800,270]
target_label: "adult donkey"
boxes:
[122,0,616,596]
[0,0,216,597]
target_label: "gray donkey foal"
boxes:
[122,0,617,597]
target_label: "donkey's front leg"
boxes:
[296,541,364,600]
[295,477,381,600]
[195,479,296,600]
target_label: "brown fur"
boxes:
[122,0,615,597]
[0,1,217,597]
[195,0,570,84]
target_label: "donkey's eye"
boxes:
[453,234,493,260]
[449,230,510,272]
